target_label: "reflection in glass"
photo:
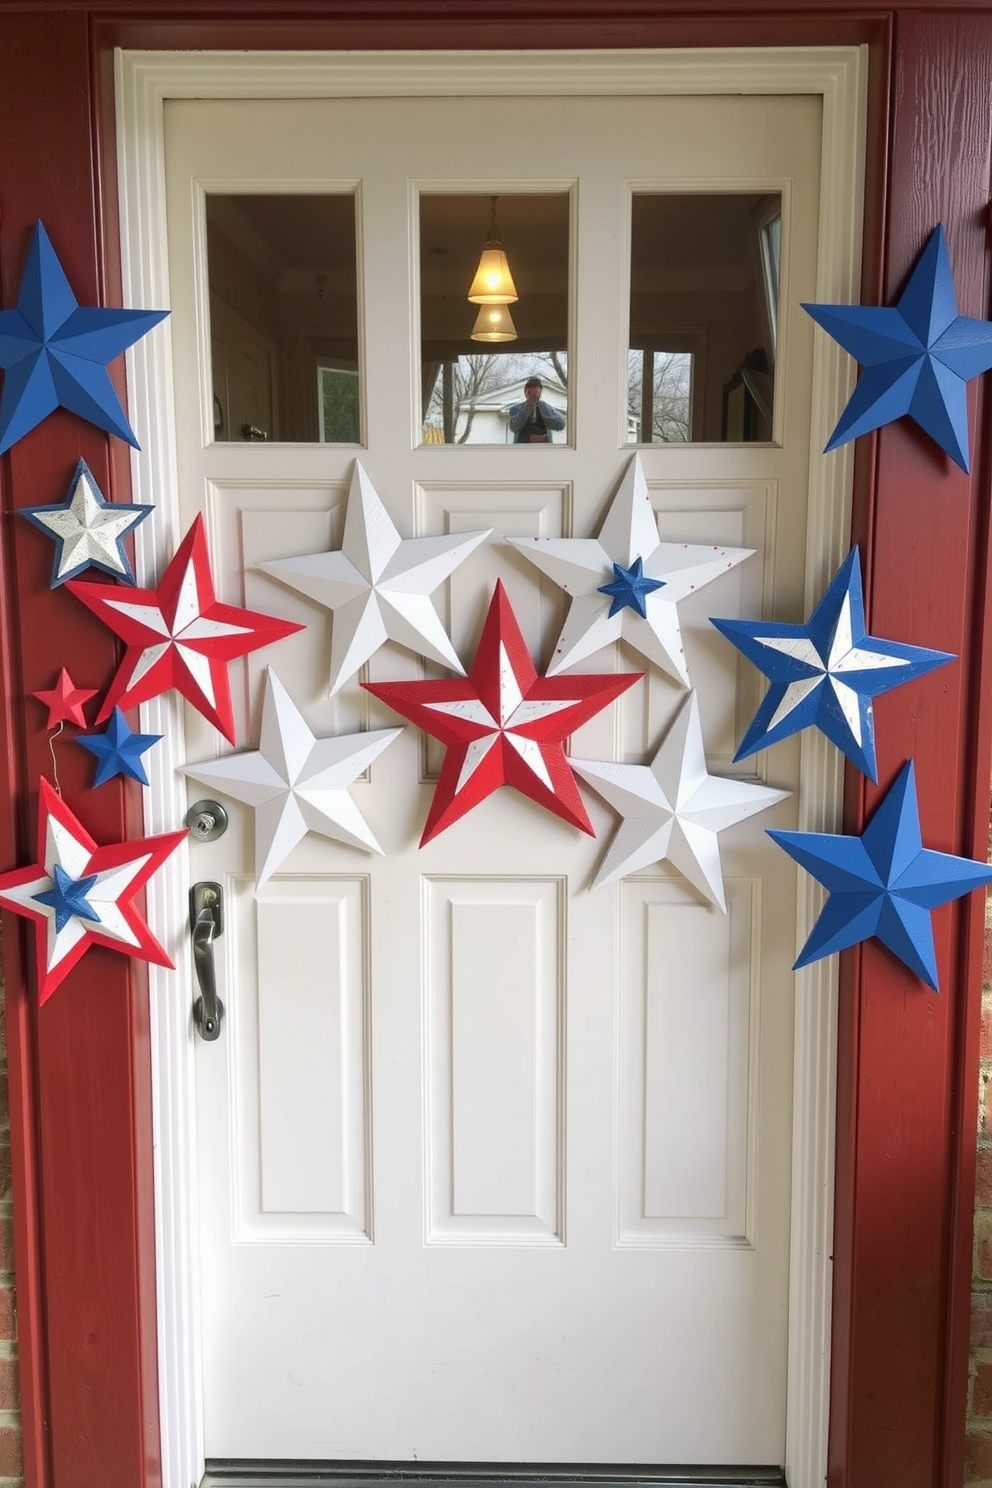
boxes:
[205,194,359,444]
[628,193,781,444]
[420,194,570,445]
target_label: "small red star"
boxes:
[66,514,304,743]
[364,581,642,844]
[32,667,98,728]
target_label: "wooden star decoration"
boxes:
[364,580,642,845]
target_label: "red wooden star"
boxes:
[0,778,187,1003]
[364,580,642,844]
[32,667,98,728]
[66,514,304,744]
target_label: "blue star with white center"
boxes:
[597,556,665,618]
[803,223,992,472]
[0,220,169,455]
[33,862,100,934]
[768,760,992,991]
[711,547,954,781]
[75,707,162,787]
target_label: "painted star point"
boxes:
[768,759,992,990]
[364,581,642,844]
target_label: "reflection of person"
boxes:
[508,376,566,444]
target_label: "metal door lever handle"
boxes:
[190,882,224,1041]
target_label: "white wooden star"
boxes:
[507,453,753,685]
[179,668,402,887]
[258,461,491,695]
[569,690,789,908]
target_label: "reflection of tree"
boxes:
[424,351,570,442]
[627,350,691,442]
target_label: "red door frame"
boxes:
[0,6,990,1487]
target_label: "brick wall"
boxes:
[0,932,22,1487]
[969,878,992,1481]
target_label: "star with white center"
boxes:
[507,453,753,685]
[180,668,403,887]
[364,581,642,844]
[66,514,304,744]
[711,547,955,780]
[258,460,491,695]
[21,457,153,585]
[570,690,790,908]
[0,778,187,1002]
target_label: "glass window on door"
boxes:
[628,191,782,443]
[419,192,571,445]
[205,193,360,443]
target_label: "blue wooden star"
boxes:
[75,707,162,787]
[33,862,100,934]
[597,556,665,618]
[711,547,954,781]
[0,221,169,455]
[768,760,992,991]
[803,223,992,472]
[21,458,153,586]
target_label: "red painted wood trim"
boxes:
[0,13,162,1488]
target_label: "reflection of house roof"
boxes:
[459,377,567,411]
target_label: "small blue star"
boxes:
[597,556,665,618]
[33,862,100,934]
[768,760,992,991]
[803,223,992,472]
[0,221,169,455]
[711,547,955,781]
[75,707,162,787]
[21,457,152,586]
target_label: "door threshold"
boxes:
[201,1463,787,1488]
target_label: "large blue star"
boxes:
[597,556,665,618]
[803,223,992,472]
[32,862,100,934]
[0,221,169,455]
[710,547,954,781]
[768,760,992,991]
[75,707,162,787]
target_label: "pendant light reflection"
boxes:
[471,304,518,343]
[467,197,519,305]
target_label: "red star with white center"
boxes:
[0,778,187,1003]
[66,514,303,743]
[364,581,642,844]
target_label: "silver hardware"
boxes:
[184,799,229,842]
[190,881,224,1042]
[241,422,269,441]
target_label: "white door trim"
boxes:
[114,45,866,1488]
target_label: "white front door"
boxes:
[139,56,860,1475]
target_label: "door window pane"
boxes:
[205,194,360,443]
[628,192,781,443]
[420,193,570,445]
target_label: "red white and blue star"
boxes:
[0,779,187,1002]
[364,581,641,844]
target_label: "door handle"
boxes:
[190,881,224,1042]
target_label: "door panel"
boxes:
[164,90,822,1466]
